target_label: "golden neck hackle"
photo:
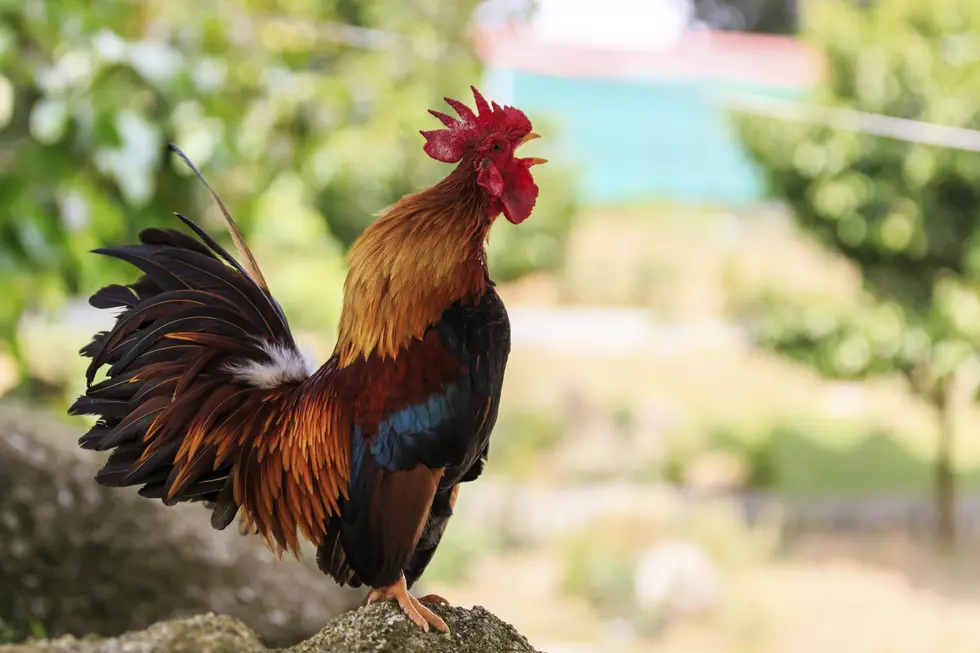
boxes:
[334,165,492,367]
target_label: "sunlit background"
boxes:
[5,0,980,651]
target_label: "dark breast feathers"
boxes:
[319,290,511,589]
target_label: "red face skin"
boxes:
[421,86,546,224]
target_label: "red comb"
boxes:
[421,86,533,163]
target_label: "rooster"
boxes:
[68,86,545,634]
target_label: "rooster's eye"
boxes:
[491,143,502,153]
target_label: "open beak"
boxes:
[517,133,546,166]
[517,132,541,147]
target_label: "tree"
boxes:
[733,0,980,545]
[0,0,578,396]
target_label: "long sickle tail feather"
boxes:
[168,143,270,294]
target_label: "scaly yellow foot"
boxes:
[365,576,449,634]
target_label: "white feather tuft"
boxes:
[224,341,312,389]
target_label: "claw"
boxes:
[365,576,450,634]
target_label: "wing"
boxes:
[317,292,510,589]
[69,218,349,557]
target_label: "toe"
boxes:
[396,594,430,632]
[417,593,451,606]
[364,589,386,606]
[424,609,450,634]
[362,577,448,633]
[408,610,431,633]
[411,595,450,634]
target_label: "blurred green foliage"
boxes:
[737,289,976,389]
[487,168,579,284]
[697,419,980,494]
[659,418,940,494]
[735,0,980,389]
[561,523,636,617]
[0,617,14,644]
[485,409,563,479]
[668,501,780,571]
[733,0,980,538]
[420,522,508,588]
[560,507,777,630]
[0,616,44,645]
[0,0,580,392]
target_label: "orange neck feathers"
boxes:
[334,165,493,367]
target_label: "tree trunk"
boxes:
[934,387,956,548]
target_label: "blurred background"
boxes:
[5,0,980,651]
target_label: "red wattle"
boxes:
[500,165,538,225]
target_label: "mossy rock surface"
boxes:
[0,605,541,653]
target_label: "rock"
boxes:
[0,401,361,646]
[0,604,542,653]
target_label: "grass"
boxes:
[652,413,980,496]
[733,422,936,494]
[667,418,965,495]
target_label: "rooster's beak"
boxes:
[517,132,541,147]
[517,132,545,166]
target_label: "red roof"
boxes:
[474,26,823,88]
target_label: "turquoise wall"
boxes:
[493,68,805,205]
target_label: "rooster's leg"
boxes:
[417,593,451,605]
[365,576,449,633]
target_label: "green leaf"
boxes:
[93,109,122,148]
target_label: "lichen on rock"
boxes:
[0,604,542,653]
